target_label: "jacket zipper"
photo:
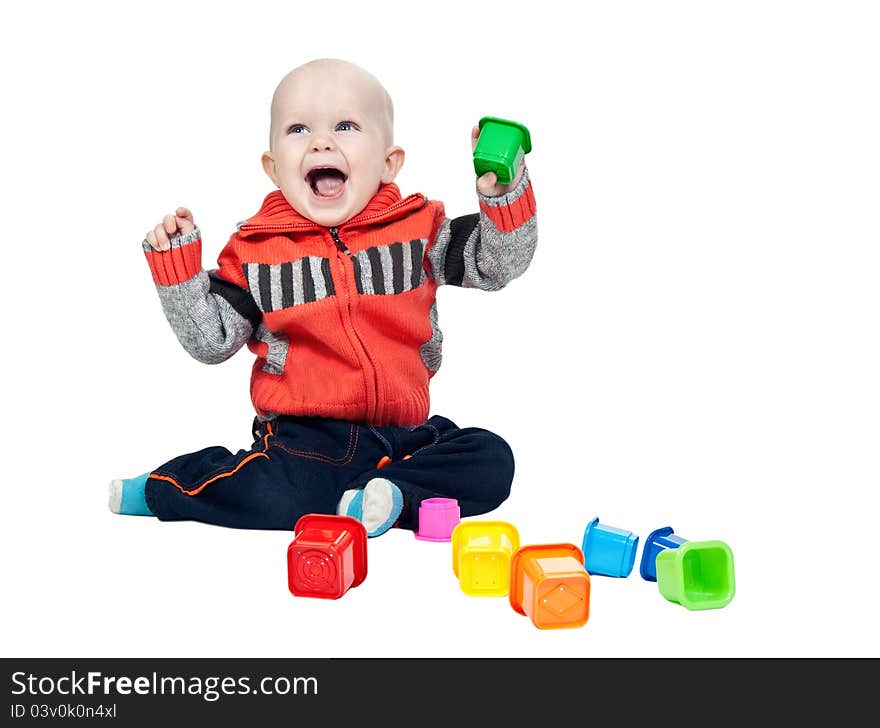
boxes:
[328,226,351,254]
[328,226,380,423]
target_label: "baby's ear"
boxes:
[261,151,279,187]
[381,145,405,183]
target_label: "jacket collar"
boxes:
[237,183,426,238]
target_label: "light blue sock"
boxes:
[108,472,155,516]
[336,477,403,537]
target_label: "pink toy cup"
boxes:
[415,498,461,542]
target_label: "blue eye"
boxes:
[288,124,307,134]
[336,121,354,131]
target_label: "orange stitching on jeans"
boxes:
[268,424,359,465]
[152,423,275,496]
[151,451,270,496]
[151,421,356,496]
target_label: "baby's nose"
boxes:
[311,135,336,152]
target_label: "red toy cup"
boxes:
[415,498,461,542]
[287,514,368,599]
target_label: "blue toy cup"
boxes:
[639,526,688,582]
[581,517,639,578]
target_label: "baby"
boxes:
[110,58,537,536]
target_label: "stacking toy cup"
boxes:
[473,116,532,185]
[655,539,736,611]
[581,517,639,577]
[415,498,460,542]
[510,544,590,630]
[451,521,520,596]
[639,526,688,581]
[287,514,367,599]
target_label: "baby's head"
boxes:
[262,59,405,227]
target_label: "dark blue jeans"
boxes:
[145,415,514,531]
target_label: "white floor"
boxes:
[2,0,878,658]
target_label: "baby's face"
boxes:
[263,63,403,227]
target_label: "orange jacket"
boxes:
[144,174,537,425]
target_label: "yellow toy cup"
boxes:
[510,544,591,630]
[451,521,520,596]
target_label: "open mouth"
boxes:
[306,167,348,199]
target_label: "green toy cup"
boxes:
[655,540,736,611]
[473,116,532,185]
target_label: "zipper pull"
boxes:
[328,226,351,255]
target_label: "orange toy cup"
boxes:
[287,514,368,599]
[510,544,591,629]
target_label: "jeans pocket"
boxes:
[268,420,361,466]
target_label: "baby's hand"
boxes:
[471,125,526,197]
[145,207,196,251]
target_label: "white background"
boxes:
[1,0,877,658]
